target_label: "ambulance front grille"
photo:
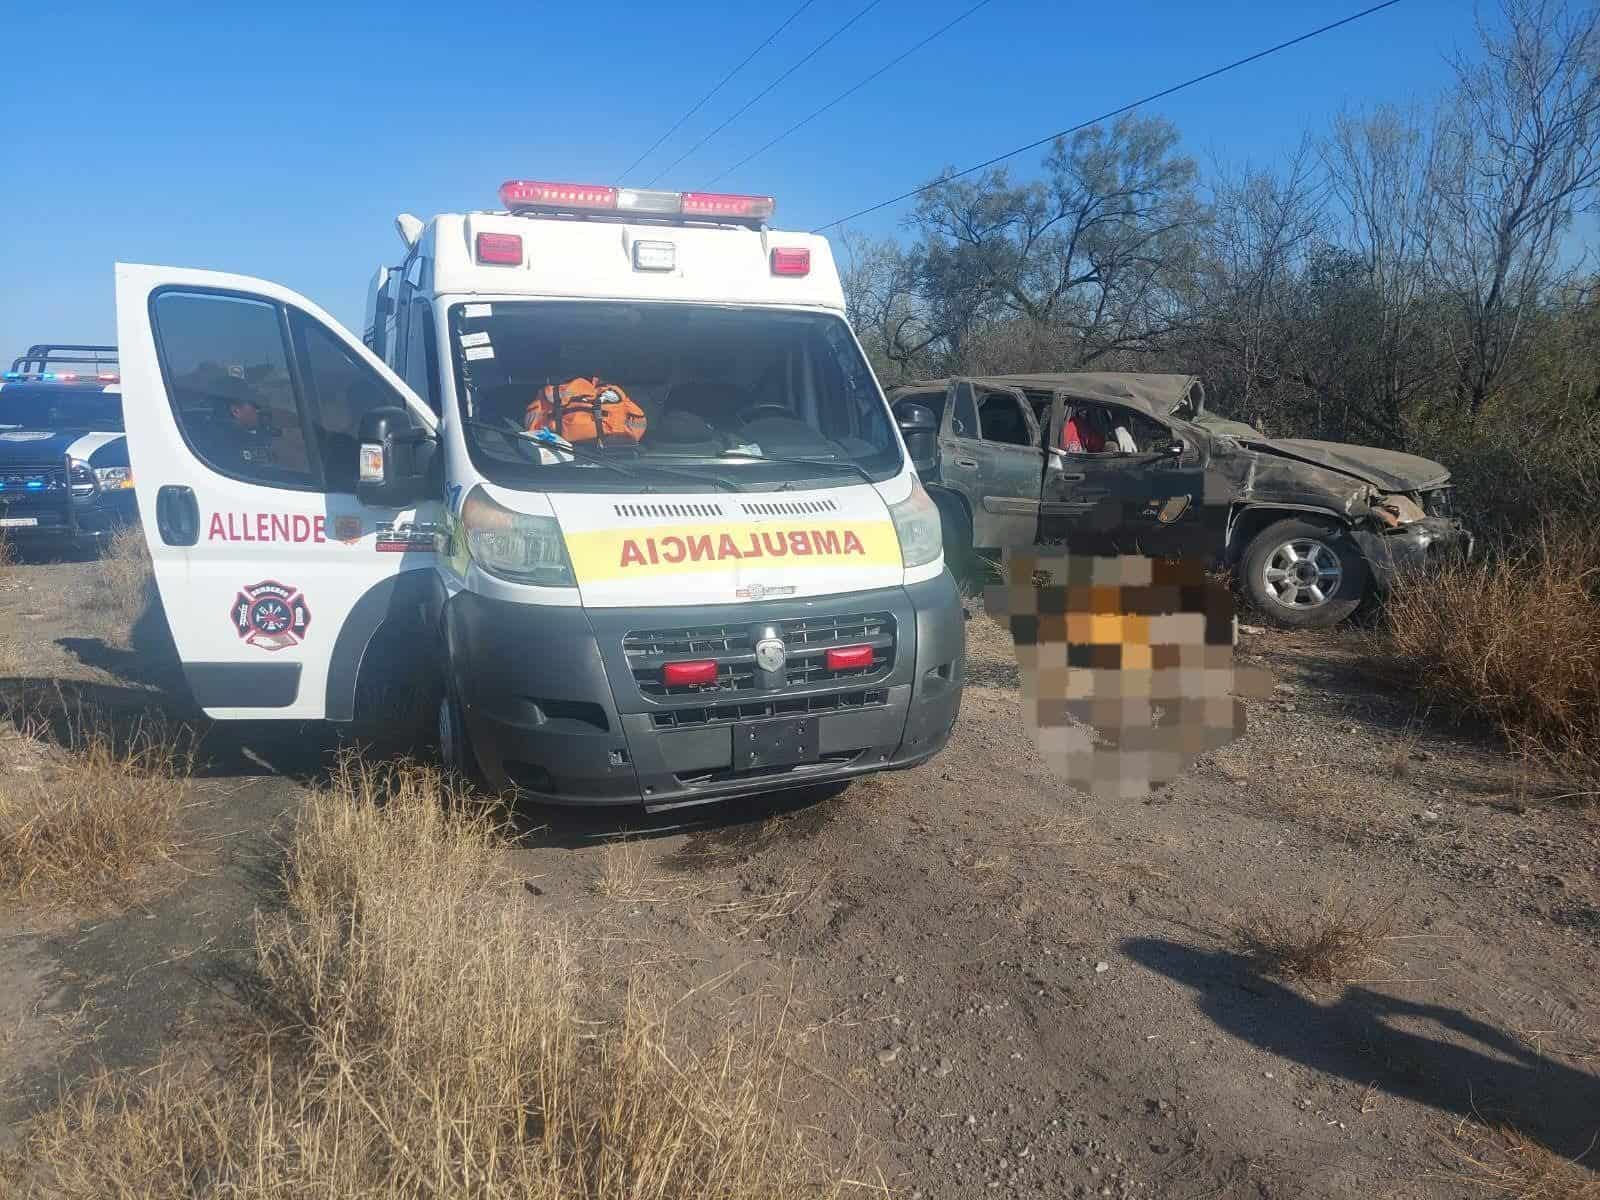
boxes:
[623,611,895,699]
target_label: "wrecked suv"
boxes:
[889,372,1472,628]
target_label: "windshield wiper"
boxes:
[717,451,877,488]
[463,421,740,493]
[464,420,653,488]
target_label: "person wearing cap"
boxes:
[207,375,278,469]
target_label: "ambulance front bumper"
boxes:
[444,574,965,811]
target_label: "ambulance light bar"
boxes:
[499,180,775,226]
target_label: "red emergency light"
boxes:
[770,247,810,276]
[824,645,874,672]
[662,660,719,688]
[475,232,524,265]
[499,180,775,226]
[681,191,776,221]
[500,180,618,212]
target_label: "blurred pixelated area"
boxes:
[986,552,1273,799]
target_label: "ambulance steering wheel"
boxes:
[737,403,793,424]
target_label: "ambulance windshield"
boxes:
[449,302,900,492]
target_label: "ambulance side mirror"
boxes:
[356,407,438,508]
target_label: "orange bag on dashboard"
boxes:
[525,377,646,444]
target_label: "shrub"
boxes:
[1384,520,1600,774]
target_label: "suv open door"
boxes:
[1037,386,1210,557]
[115,263,442,720]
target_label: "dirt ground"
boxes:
[2,554,1597,1198]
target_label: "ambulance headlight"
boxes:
[460,487,575,587]
[888,475,943,570]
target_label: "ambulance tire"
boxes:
[933,491,974,582]
[347,622,440,759]
[437,683,484,787]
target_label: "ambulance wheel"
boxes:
[437,684,482,784]
[933,491,974,582]
[349,626,439,758]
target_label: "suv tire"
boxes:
[1241,517,1368,628]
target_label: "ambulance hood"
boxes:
[545,484,904,608]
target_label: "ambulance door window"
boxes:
[293,315,414,493]
[151,291,318,489]
[402,298,440,414]
[388,250,425,373]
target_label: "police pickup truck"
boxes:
[0,344,135,550]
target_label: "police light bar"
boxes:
[499,180,775,226]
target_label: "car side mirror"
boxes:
[1164,438,1186,457]
[356,406,437,507]
[894,402,940,474]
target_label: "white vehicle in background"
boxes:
[114,180,965,812]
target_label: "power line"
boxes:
[813,0,1407,232]
[619,0,818,183]
[644,0,887,188]
[709,0,996,186]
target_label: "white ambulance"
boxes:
[114,180,965,811]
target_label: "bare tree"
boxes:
[1194,141,1326,425]
[902,114,1206,369]
[1321,104,1444,443]
[1430,0,1600,414]
[837,231,940,382]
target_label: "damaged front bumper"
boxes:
[1351,516,1473,591]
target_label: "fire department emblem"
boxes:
[231,580,311,651]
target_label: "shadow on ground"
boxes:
[1124,937,1600,1160]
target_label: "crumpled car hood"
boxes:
[1239,437,1451,492]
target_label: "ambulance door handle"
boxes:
[954,458,979,469]
[156,485,199,546]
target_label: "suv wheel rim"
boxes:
[1263,538,1342,608]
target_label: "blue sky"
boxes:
[2,0,1474,355]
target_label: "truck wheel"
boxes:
[1241,518,1368,628]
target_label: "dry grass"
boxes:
[1232,889,1396,983]
[1438,1118,1600,1198]
[0,534,21,674]
[1384,521,1600,780]
[0,701,192,902]
[596,835,649,900]
[14,756,855,1199]
[89,523,153,623]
